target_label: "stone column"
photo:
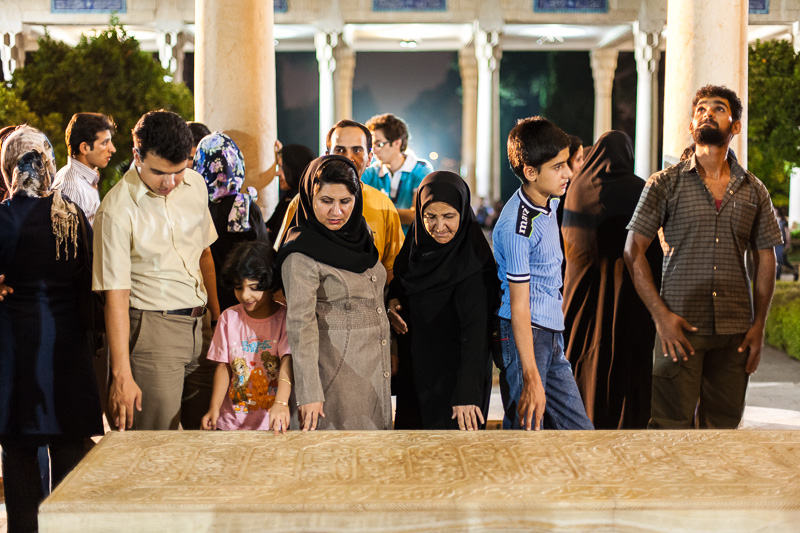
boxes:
[316,31,337,155]
[590,49,618,143]
[333,42,355,123]
[633,22,660,179]
[793,22,800,55]
[662,0,748,167]
[458,46,478,197]
[491,47,503,202]
[195,0,278,219]
[475,29,499,201]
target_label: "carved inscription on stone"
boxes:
[45,430,800,512]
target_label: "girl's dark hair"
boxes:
[313,159,359,195]
[281,144,315,194]
[220,240,277,292]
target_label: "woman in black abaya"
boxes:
[388,171,499,430]
[561,131,662,429]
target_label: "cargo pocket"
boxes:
[652,350,682,379]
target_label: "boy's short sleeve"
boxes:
[503,231,531,284]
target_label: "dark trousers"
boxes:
[0,436,85,533]
[649,332,748,429]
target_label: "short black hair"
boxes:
[187,121,211,147]
[314,159,359,196]
[693,85,743,122]
[366,113,410,152]
[66,112,116,157]
[507,116,570,182]
[132,110,193,165]
[325,119,372,153]
[220,240,277,292]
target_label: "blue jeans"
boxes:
[496,318,593,430]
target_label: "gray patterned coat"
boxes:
[282,252,392,430]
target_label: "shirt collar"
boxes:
[517,188,553,215]
[124,166,192,207]
[378,149,418,178]
[686,153,748,184]
[67,157,100,186]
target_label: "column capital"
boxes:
[475,27,500,72]
[315,31,338,75]
[590,49,619,84]
[633,22,661,75]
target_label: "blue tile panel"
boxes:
[275,0,288,13]
[749,0,769,14]
[52,0,126,13]
[373,0,447,12]
[534,0,607,13]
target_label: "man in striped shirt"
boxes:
[492,117,593,431]
[625,85,782,429]
[52,112,116,225]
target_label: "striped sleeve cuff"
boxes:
[507,273,530,283]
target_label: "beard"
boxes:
[692,123,729,147]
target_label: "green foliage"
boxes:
[748,40,800,207]
[0,85,64,160]
[5,17,193,195]
[765,282,800,362]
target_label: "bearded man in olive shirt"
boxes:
[93,110,220,431]
[624,85,782,429]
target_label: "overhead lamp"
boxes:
[536,35,565,45]
[399,39,418,48]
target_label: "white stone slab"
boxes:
[40,430,800,532]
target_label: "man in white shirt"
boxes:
[52,112,116,225]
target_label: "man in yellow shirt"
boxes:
[93,110,220,431]
[275,120,403,281]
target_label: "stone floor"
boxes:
[1,344,799,532]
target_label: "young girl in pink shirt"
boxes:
[201,241,293,433]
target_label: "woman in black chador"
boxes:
[388,171,499,430]
[561,131,662,429]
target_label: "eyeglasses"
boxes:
[374,140,392,149]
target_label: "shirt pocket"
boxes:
[730,200,757,242]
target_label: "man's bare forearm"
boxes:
[751,248,776,329]
[624,230,669,320]
[105,289,132,379]
[200,247,220,320]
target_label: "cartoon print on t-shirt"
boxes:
[262,351,280,396]
[229,357,253,413]
[228,339,280,413]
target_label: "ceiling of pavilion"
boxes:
[20,22,797,54]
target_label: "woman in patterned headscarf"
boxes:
[193,132,268,311]
[0,126,103,532]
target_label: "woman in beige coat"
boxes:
[277,155,391,430]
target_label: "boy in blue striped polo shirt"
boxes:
[492,117,593,431]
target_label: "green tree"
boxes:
[4,17,193,195]
[748,40,800,207]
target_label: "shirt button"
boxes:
[381,339,387,346]
[714,266,717,270]
[377,307,383,314]
[371,275,377,282]
[383,371,390,378]
[715,238,719,243]
[712,292,717,297]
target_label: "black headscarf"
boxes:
[393,171,497,295]
[276,155,378,273]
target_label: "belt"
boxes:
[165,306,206,318]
